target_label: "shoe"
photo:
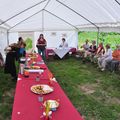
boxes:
[101,68,105,71]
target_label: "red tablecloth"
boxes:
[11,55,83,120]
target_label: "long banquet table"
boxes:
[11,54,83,120]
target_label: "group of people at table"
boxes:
[80,39,120,72]
[0,34,120,81]
[0,34,69,81]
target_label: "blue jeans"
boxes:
[38,49,46,60]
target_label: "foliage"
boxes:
[25,38,33,50]
[78,31,120,50]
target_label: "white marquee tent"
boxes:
[0,0,120,57]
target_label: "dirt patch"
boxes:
[0,115,3,120]
[107,97,120,105]
[3,88,15,98]
[79,83,98,95]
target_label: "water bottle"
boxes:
[20,64,24,74]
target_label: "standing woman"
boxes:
[36,34,47,60]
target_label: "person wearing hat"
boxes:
[109,44,120,72]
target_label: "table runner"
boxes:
[11,54,83,120]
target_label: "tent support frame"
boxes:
[7,30,9,45]
[42,10,44,32]
[56,0,99,29]
[8,10,43,31]
[44,9,79,30]
[115,0,120,6]
[0,0,47,26]
[97,28,100,46]
[56,0,100,45]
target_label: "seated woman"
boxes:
[83,40,97,61]
[59,38,68,48]
[93,42,105,63]
[98,44,112,71]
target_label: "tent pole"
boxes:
[7,30,9,45]
[56,0,99,29]
[115,0,120,6]
[42,10,44,32]
[0,0,47,26]
[97,27,100,47]
[43,0,51,9]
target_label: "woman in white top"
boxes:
[98,44,112,71]
[59,38,68,48]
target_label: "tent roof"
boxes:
[0,0,120,32]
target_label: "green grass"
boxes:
[0,68,16,120]
[47,57,120,120]
[0,57,120,120]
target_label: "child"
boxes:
[19,42,26,58]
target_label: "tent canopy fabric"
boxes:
[0,0,120,32]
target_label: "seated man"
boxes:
[59,38,68,48]
[109,45,120,72]
[80,39,89,58]
[81,39,89,51]
[98,44,112,71]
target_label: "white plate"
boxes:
[27,69,44,73]
[20,57,26,61]
[31,84,54,94]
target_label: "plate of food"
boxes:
[44,100,59,110]
[31,84,53,94]
[31,66,40,69]
[20,57,26,62]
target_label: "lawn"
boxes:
[47,57,120,120]
[0,68,16,120]
[0,57,120,120]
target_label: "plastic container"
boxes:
[20,64,24,74]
